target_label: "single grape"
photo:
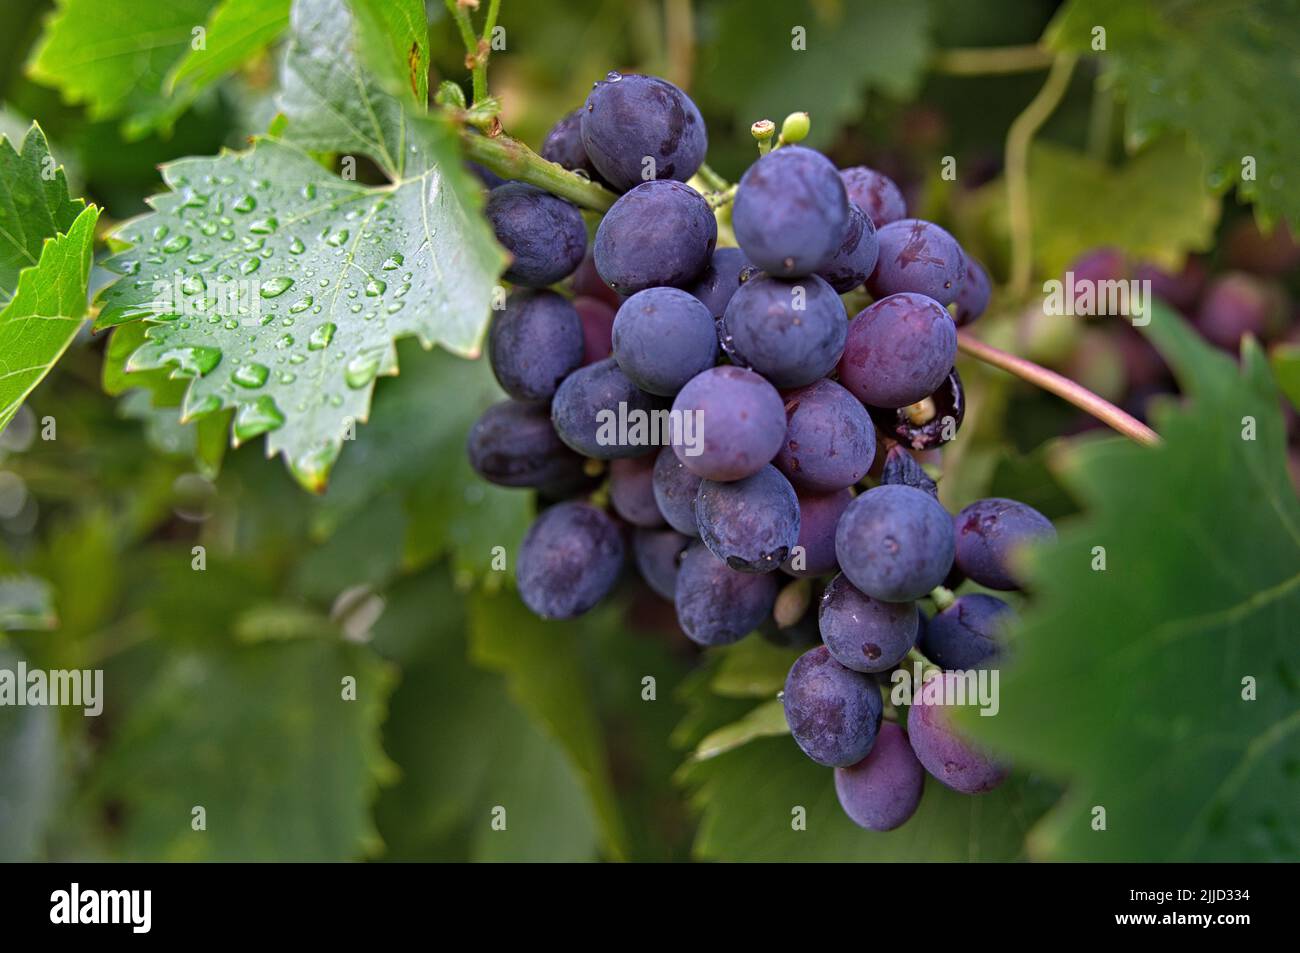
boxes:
[836,484,954,602]
[782,644,883,767]
[612,287,719,395]
[485,183,587,287]
[581,72,707,191]
[732,146,849,277]
[551,357,664,459]
[594,180,716,294]
[920,593,1013,671]
[838,292,957,408]
[517,502,625,619]
[781,487,853,577]
[633,527,689,600]
[720,273,847,388]
[774,378,875,492]
[651,446,701,536]
[907,671,1007,794]
[834,721,925,831]
[574,296,616,365]
[685,247,752,319]
[695,464,800,572]
[675,542,779,646]
[819,572,919,673]
[816,205,879,293]
[953,252,991,327]
[670,366,787,481]
[839,165,907,226]
[1195,271,1284,351]
[467,400,585,488]
[866,367,965,451]
[867,219,965,306]
[952,498,1055,590]
[540,108,606,186]
[610,454,664,527]
[487,290,585,402]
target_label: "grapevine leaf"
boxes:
[468,592,631,861]
[701,0,932,150]
[27,0,220,138]
[960,305,1300,861]
[90,638,396,860]
[0,124,84,304]
[690,698,788,761]
[0,646,58,861]
[94,118,505,492]
[1270,344,1300,411]
[1048,0,1300,225]
[680,736,1052,861]
[346,0,430,107]
[166,0,292,98]
[0,204,99,434]
[1026,137,1219,277]
[709,637,800,698]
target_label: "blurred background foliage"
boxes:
[0,0,1296,861]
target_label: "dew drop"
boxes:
[233,194,257,213]
[308,322,336,350]
[233,395,285,441]
[260,276,294,298]
[232,363,270,388]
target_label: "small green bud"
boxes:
[780,111,810,144]
[750,119,776,141]
[435,80,467,110]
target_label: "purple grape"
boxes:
[581,72,707,191]
[550,357,663,459]
[866,367,965,451]
[610,455,663,527]
[953,252,991,327]
[594,180,716,294]
[675,542,778,646]
[651,446,701,536]
[612,286,719,395]
[834,721,925,831]
[517,502,624,619]
[685,246,751,319]
[633,527,689,600]
[839,165,906,226]
[540,108,606,185]
[1135,257,1206,312]
[1195,271,1283,351]
[574,295,616,365]
[467,400,585,488]
[838,292,957,408]
[879,444,938,499]
[816,205,879,293]
[1066,246,1127,286]
[782,645,883,767]
[920,593,1013,670]
[485,183,587,287]
[819,572,919,673]
[953,498,1055,591]
[695,464,800,572]
[867,219,965,306]
[732,146,849,277]
[836,484,954,602]
[487,290,585,402]
[781,487,852,577]
[908,671,1007,793]
[720,273,847,388]
[774,379,876,493]
[670,366,786,481]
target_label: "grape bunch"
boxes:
[466,72,1058,832]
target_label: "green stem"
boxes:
[460,129,618,211]
[1086,69,1115,161]
[445,0,492,103]
[477,0,501,101]
[1006,52,1078,298]
[664,0,694,90]
[957,330,1161,446]
[696,162,729,192]
[706,183,737,210]
[930,586,956,612]
[930,44,1054,75]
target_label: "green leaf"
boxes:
[1047,0,1300,225]
[346,0,429,107]
[691,698,788,761]
[680,736,1051,861]
[709,637,800,698]
[468,591,630,861]
[28,0,219,138]
[960,305,1300,861]
[94,118,505,491]
[0,646,59,860]
[167,0,292,98]
[1026,137,1219,277]
[0,124,85,304]
[0,203,99,434]
[700,0,932,150]
[1270,344,1300,411]
[0,574,56,631]
[91,638,396,860]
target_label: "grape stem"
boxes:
[458,128,619,211]
[930,45,1055,75]
[445,0,502,105]
[929,586,956,612]
[956,330,1161,446]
